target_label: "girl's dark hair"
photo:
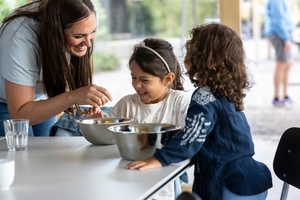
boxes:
[129,38,185,91]
[185,23,250,111]
[1,0,95,112]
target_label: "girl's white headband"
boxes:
[133,41,171,73]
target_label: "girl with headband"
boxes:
[107,37,191,199]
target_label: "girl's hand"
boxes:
[126,156,162,170]
[81,107,106,118]
[138,134,150,150]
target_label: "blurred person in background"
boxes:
[264,0,295,106]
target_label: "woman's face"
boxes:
[63,13,96,57]
[130,60,170,104]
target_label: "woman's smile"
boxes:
[75,43,87,51]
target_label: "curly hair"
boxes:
[184,23,250,111]
[129,38,185,91]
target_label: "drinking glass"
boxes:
[3,119,29,151]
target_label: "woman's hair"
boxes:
[1,0,96,112]
[129,38,185,91]
[184,23,250,111]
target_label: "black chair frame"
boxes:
[273,127,300,200]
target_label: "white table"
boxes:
[0,137,192,200]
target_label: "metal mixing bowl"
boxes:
[77,118,133,145]
[107,123,181,160]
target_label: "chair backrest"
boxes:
[273,127,300,189]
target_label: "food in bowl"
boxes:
[107,123,181,160]
[77,118,133,145]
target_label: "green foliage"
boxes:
[128,2,155,36]
[0,2,12,23]
[127,0,218,38]
[0,0,27,22]
[93,51,120,71]
[94,0,109,41]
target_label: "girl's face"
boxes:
[63,13,96,57]
[130,60,172,104]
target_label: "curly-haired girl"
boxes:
[126,23,273,200]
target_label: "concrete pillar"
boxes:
[219,0,241,36]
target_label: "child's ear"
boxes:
[165,72,175,86]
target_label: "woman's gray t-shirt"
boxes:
[0,16,46,103]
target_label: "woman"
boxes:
[0,0,112,136]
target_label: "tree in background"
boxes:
[127,0,218,38]
[109,0,129,33]
[128,2,154,37]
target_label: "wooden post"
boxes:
[219,0,241,36]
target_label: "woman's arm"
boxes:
[6,80,112,125]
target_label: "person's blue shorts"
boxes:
[268,34,292,62]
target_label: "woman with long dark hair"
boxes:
[0,0,112,136]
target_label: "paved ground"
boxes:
[93,38,300,199]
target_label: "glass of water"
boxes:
[3,119,29,151]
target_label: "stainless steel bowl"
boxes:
[107,123,181,160]
[77,118,133,145]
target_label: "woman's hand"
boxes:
[70,84,113,107]
[126,156,163,170]
[5,81,112,125]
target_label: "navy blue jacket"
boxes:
[154,86,272,200]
